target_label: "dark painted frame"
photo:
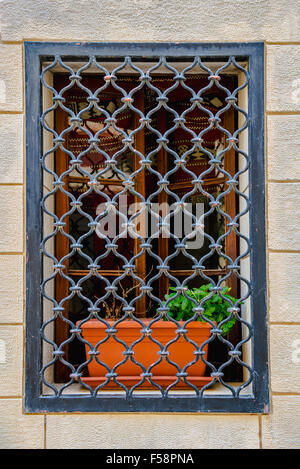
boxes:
[25,41,268,413]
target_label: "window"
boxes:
[25,42,269,413]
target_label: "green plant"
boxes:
[164,283,239,334]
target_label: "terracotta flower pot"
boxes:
[79,318,213,389]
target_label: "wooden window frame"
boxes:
[25,41,269,414]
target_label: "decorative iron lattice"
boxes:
[25,42,268,413]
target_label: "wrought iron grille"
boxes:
[25,42,268,413]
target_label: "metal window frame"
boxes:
[24,41,269,414]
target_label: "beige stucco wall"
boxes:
[0,0,299,449]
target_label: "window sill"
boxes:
[44,381,252,397]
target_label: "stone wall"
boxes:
[0,0,299,449]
